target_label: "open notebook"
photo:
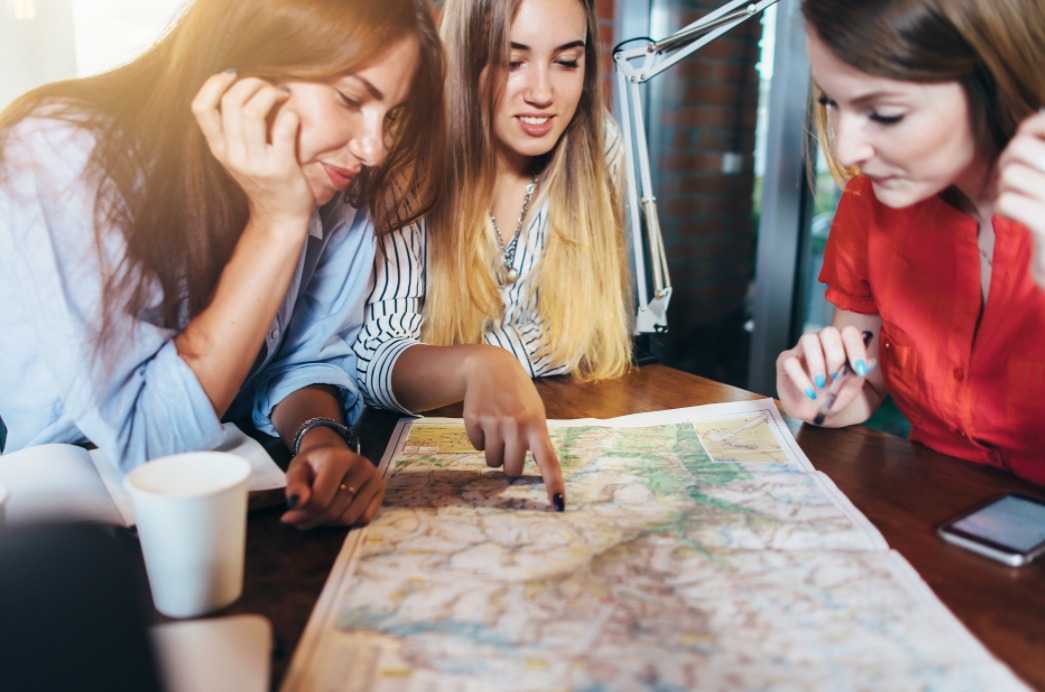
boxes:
[0,422,286,527]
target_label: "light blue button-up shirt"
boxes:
[0,116,374,472]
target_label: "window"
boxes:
[1,0,186,109]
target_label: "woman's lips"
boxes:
[322,163,355,190]
[517,115,554,137]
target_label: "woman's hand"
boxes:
[280,430,385,530]
[997,110,1045,288]
[191,71,315,230]
[776,318,882,427]
[389,344,566,510]
[460,348,566,510]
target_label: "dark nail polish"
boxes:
[553,493,565,512]
[285,494,300,509]
[270,634,285,658]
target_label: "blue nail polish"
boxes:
[804,387,817,401]
[815,374,826,389]
[831,368,842,381]
[285,494,300,509]
[855,360,867,377]
[553,493,565,512]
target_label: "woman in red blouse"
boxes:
[776,0,1045,483]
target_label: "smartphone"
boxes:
[938,493,1045,566]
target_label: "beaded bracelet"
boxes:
[292,417,360,457]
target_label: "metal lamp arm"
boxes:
[614,0,781,335]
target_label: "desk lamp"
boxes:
[614,0,781,334]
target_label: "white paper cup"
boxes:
[0,481,8,531]
[125,452,251,618]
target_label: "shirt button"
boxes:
[958,430,967,438]
[269,328,280,341]
[953,368,964,381]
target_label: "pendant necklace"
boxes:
[489,173,538,286]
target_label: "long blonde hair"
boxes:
[0,0,444,351]
[422,0,632,380]
[803,0,1045,183]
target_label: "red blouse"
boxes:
[820,176,1045,485]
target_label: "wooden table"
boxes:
[231,364,1045,690]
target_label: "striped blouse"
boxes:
[354,117,624,414]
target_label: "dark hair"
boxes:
[803,0,1045,175]
[0,0,444,347]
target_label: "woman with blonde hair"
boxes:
[0,0,445,528]
[776,0,1045,483]
[355,0,632,510]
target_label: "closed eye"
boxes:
[818,95,903,125]
[336,90,362,110]
[869,112,904,125]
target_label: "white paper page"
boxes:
[150,614,272,692]
[213,422,287,491]
[0,444,124,527]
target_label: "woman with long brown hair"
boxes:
[0,0,445,528]
[355,0,632,511]
[776,0,1045,483]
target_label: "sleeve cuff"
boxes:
[98,344,225,472]
[252,364,364,436]
[362,339,417,414]
[824,285,878,315]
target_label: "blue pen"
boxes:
[813,330,874,426]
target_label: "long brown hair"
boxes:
[424,0,632,381]
[0,0,444,348]
[803,0,1045,181]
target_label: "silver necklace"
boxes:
[489,173,538,286]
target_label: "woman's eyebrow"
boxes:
[346,74,384,101]
[510,40,586,52]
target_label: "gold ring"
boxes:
[339,482,357,496]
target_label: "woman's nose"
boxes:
[523,66,553,106]
[349,117,384,168]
